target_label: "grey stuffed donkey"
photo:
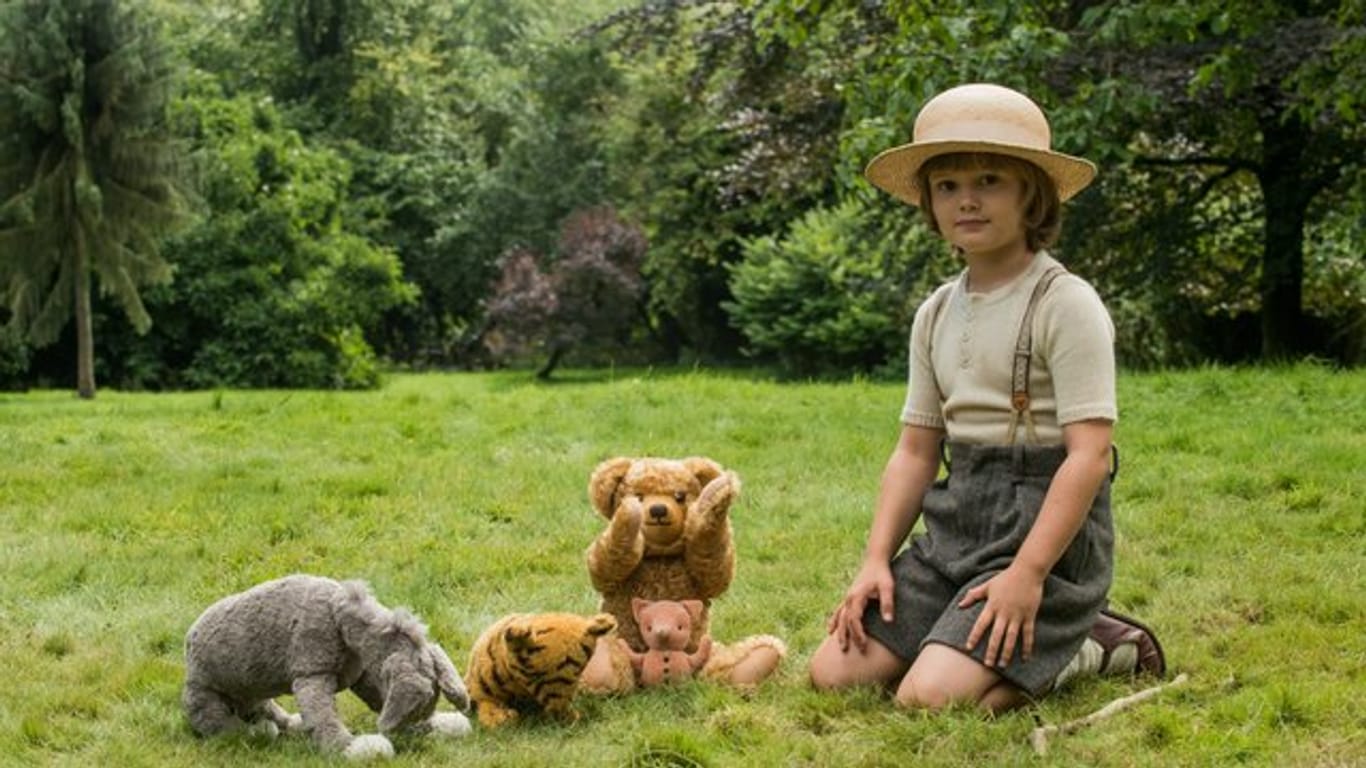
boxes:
[183,574,470,760]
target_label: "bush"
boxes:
[725,199,951,377]
[126,83,418,390]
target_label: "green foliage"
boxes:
[1060,0,1366,360]
[8,0,1364,388]
[746,0,1366,366]
[597,3,849,361]
[0,322,32,390]
[725,199,947,376]
[604,52,748,360]
[135,80,415,389]
[445,40,621,323]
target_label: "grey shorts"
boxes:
[862,441,1114,696]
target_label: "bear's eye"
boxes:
[674,492,686,504]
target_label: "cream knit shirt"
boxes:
[901,252,1117,445]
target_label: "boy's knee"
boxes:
[807,641,862,691]
[807,652,839,691]
[894,676,954,711]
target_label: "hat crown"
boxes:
[912,83,1052,151]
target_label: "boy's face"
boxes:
[927,163,1027,259]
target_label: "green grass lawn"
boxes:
[2,365,1363,767]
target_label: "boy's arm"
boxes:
[865,425,942,571]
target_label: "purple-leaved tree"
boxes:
[485,207,647,379]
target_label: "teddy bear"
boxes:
[183,575,471,760]
[621,598,712,686]
[578,456,786,694]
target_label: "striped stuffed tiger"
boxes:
[464,612,616,729]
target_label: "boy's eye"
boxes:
[933,179,956,193]
[977,173,1001,187]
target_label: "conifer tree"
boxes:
[0,0,188,398]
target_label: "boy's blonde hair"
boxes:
[914,152,1062,252]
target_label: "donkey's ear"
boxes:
[426,642,469,711]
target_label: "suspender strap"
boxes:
[1006,265,1068,445]
[924,285,952,403]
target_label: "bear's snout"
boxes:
[648,504,669,522]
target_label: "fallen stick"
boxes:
[1030,673,1189,756]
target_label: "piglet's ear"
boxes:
[589,457,634,519]
[681,600,705,624]
[630,597,649,623]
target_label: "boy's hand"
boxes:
[827,560,895,653]
[958,564,1045,667]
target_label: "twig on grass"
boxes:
[1030,673,1190,756]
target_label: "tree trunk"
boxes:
[536,342,567,380]
[74,227,96,399]
[1257,116,1312,361]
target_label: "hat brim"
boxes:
[864,140,1097,206]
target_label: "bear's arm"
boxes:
[587,497,645,592]
[682,474,737,598]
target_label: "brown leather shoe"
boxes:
[1092,609,1166,678]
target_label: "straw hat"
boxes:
[864,83,1096,206]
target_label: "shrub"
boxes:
[725,199,949,377]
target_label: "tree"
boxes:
[0,0,188,397]
[726,199,949,376]
[485,206,647,379]
[144,80,416,390]
[1057,1,1366,360]
[748,0,1366,363]
[592,2,849,361]
[446,39,622,352]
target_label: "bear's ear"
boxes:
[589,457,634,519]
[682,457,725,488]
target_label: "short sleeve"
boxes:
[901,284,951,428]
[1037,276,1117,426]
